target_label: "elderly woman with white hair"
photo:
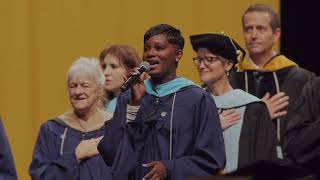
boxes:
[29,57,113,180]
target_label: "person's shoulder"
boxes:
[286,67,316,84]
[0,118,4,131]
[179,85,208,97]
[38,118,66,134]
[276,55,315,77]
[291,66,315,76]
[178,85,216,106]
[274,64,315,84]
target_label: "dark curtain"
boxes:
[281,0,320,75]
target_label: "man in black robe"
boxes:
[229,4,315,158]
[285,77,320,173]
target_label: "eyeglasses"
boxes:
[192,56,222,66]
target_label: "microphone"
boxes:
[121,61,150,92]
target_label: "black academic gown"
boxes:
[98,86,226,180]
[230,56,315,147]
[0,120,17,180]
[284,77,320,173]
[238,102,278,168]
[211,89,277,173]
[29,119,112,180]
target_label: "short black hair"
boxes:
[144,24,185,50]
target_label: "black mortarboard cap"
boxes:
[190,33,246,63]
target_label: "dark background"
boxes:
[281,0,320,75]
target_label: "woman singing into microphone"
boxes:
[98,24,225,180]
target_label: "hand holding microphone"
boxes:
[121,62,150,106]
[121,62,150,92]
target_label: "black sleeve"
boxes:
[0,120,17,180]
[284,78,320,171]
[98,91,130,166]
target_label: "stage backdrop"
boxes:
[0,0,278,179]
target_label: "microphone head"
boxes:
[139,61,150,72]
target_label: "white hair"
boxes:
[67,57,105,86]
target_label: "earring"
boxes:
[98,96,104,105]
[226,71,230,76]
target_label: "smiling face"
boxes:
[195,48,233,85]
[243,11,280,57]
[68,74,103,113]
[100,54,126,96]
[143,34,182,83]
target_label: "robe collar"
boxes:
[237,54,297,72]
[212,89,261,109]
[144,77,196,97]
[57,109,112,132]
